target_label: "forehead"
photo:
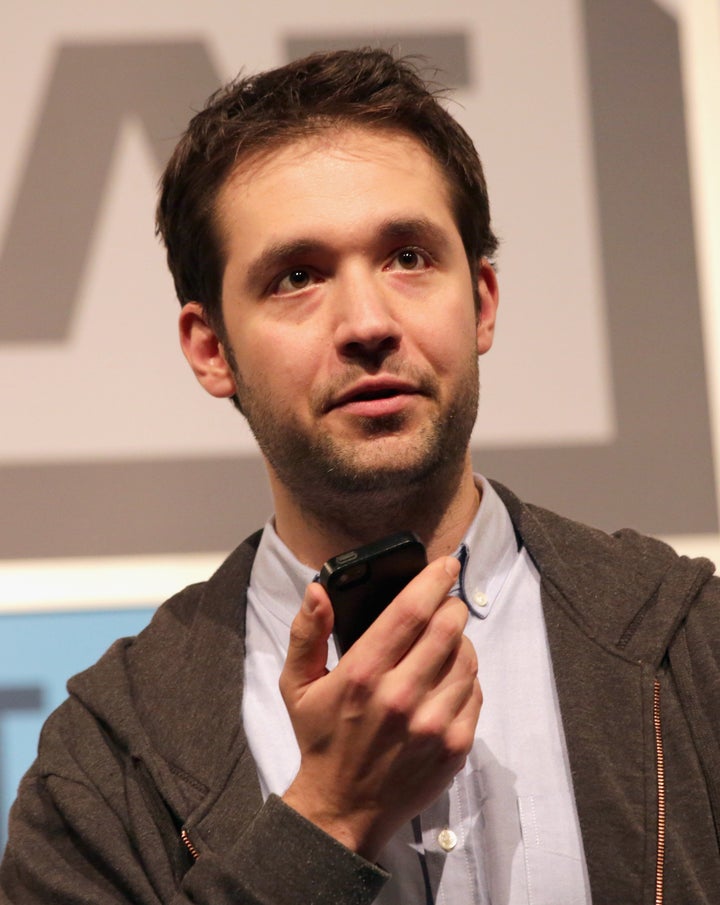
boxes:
[215,126,458,241]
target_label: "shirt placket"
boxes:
[416,772,490,905]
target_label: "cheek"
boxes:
[413,302,477,369]
[242,329,322,403]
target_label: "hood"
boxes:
[493,480,716,669]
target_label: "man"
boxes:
[2,48,720,904]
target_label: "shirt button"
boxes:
[438,828,457,852]
[472,590,488,608]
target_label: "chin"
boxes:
[324,445,460,496]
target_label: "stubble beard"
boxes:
[230,351,480,535]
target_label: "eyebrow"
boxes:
[244,216,452,291]
[375,217,451,250]
[245,239,328,291]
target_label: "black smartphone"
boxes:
[318,532,427,655]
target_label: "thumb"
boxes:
[280,582,334,702]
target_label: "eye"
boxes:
[387,248,431,272]
[274,269,315,295]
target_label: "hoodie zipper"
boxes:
[181,827,200,862]
[178,689,669,896]
[653,678,665,905]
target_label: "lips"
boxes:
[325,377,421,417]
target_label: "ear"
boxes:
[178,302,236,398]
[476,259,499,356]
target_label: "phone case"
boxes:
[319,532,427,654]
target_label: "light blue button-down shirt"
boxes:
[242,477,591,904]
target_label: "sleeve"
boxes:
[0,706,388,904]
[181,795,388,904]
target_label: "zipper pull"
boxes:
[181,827,200,862]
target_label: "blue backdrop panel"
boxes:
[0,607,156,852]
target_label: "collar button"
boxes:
[472,590,488,608]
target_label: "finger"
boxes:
[410,674,483,771]
[425,628,477,701]
[280,582,334,703]
[364,605,471,739]
[390,595,469,695]
[408,638,479,734]
[397,632,477,735]
[443,679,483,762]
[356,556,461,669]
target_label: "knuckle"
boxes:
[287,620,310,649]
[474,678,483,707]
[277,670,301,711]
[378,680,415,721]
[340,660,375,705]
[459,638,479,675]
[444,724,475,760]
[430,612,461,648]
[435,599,467,636]
[411,711,447,741]
[342,658,373,690]
[396,600,429,637]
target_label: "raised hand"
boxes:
[280,556,482,860]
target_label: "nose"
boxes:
[333,271,401,363]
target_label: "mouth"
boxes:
[327,378,421,417]
[345,386,406,402]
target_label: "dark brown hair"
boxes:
[156,47,498,329]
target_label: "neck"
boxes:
[269,454,480,570]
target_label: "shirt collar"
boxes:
[249,519,316,627]
[449,476,522,619]
[249,475,521,626]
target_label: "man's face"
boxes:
[184,127,497,507]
